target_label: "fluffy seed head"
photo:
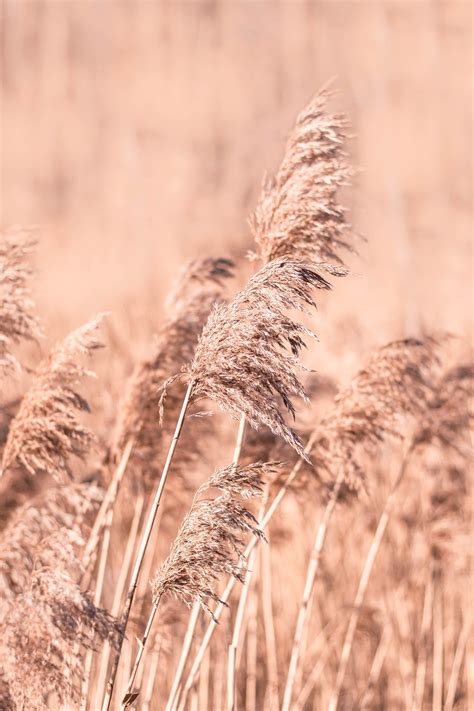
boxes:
[1,315,105,480]
[0,569,121,710]
[310,338,441,495]
[151,462,273,617]
[190,259,332,459]
[249,89,354,266]
[0,228,43,378]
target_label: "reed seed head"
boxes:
[190,259,332,459]
[0,228,43,378]
[250,89,354,266]
[1,315,105,480]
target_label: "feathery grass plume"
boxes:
[1,315,105,480]
[0,228,43,378]
[413,363,473,457]
[0,568,122,710]
[151,463,273,616]
[310,337,441,496]
[111,258,234,478]
[249,89,354,265]
[0,673,14,711]
[0,482,102,617]
[189,259,333,460]
[413,363,473,573]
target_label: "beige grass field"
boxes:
[0,2,472,710]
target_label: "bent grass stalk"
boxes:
[102,381,194,711]
[81,505,113,709]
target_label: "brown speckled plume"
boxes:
[0,482,102,617]
[1,315,105,481]
[0,228,43,378]
[250,89,355,266]
[310,337,441,495]
[151,462,275,616]
[0,569,121,710]
[189,259,333,459]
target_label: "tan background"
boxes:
[1,0,472,363]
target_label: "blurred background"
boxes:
[1,0,472,367]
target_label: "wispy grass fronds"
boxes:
[415,362,473,574]
[250,89,354,265]
[202,461,277,498]
[414,362,473,457]
[151,463,272,616]
[0,228,43,377]
[311,337,440,495]
[0,482,102,613]
[1,315,105,480]
[0,568,121,710]
[112,258,234,477]
[190,259,332,459]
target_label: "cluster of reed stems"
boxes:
[0,88,471,711]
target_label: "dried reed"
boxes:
[120,462,274,707]
[249,88,354,266]
[189,258,334,458]
[0,228,43,378]
[1,315,105,480]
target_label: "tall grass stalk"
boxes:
[328,447,415,711]
[92,490,145,708]
[281,469,345,711]
[102,381,194,710]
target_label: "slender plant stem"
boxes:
[227,547,257,711]
[142,633,163,711]
[166,603,201,711]
[120,594,163,709]
[93,491,146,708]
[179,430,317,708]
[102,380,194,711]
[82,437,134,573]
[260,535,279,711]
[411,572,434,711]
[227,487,264,711]
[445,614,471,711]
[282,469,344,711]
[359,624,392,710]
[81,505,114,709]
[432,580,444,711]
[165,412,247,711]
[328,450,413,711]
[245,570,259,711]
[198,645,211,711]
